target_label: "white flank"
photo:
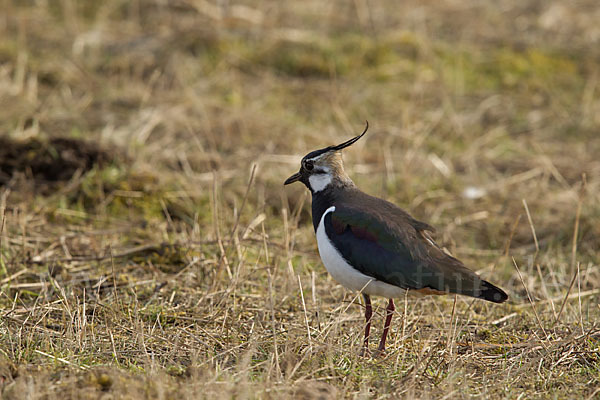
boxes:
[316,206,406,298]
[308,174,332,192]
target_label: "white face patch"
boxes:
[308,173,332,192]
[306,153,325,162]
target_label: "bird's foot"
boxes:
[371,348,387,359]
[359,347,389,359]
[358,346,370,357]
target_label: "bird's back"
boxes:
[318,186,507,303]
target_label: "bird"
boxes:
[284,122,508,356]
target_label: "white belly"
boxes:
[316,206,406,298]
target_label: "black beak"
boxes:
[284,172,301,185]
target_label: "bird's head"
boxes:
[284,122,368,193]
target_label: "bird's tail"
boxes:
[478,280,508,303]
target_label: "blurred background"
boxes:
[0,1,599,398]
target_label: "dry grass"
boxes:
[1,0,599,398]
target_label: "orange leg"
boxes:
[377,298,395,353]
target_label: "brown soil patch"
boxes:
[0,136,118,187]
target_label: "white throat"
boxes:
[308,173,332,192]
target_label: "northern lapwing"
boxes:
[284,122,508,355]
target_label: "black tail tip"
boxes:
[480,281,508,303]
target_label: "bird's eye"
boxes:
[304,161,314,171]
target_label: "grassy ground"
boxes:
[1,0,599,398]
